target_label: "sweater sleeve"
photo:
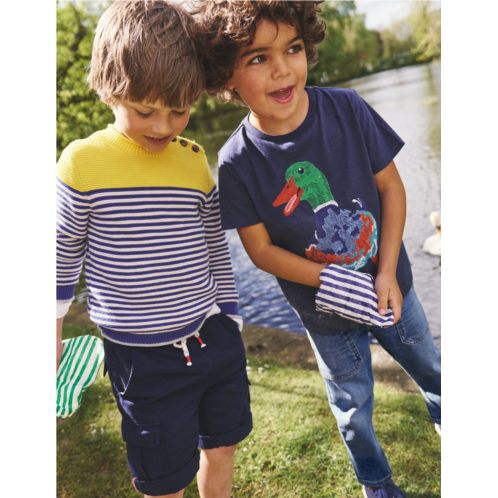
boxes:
[199,184,241,319]
[56,149,90,300]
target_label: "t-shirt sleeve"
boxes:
[218,160,262,230]
[350,90,405,175]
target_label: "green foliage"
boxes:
[407,1,441,62]
[306,0,441,85]
[307,1,356,85]
[56,0,441,157]
[342,13,382,77]
[380,21,415,61]
[379,1,441,69]
[57,1,114,161]
[57,330,441,497]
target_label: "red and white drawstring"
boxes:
[173,339,192,366]
[195,331,207,348]
[173,332,207,366]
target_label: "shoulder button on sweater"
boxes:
[180,139,188,147]
[192,144,199,153]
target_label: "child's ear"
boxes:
[225,79,235,91]
[102,98,117,115]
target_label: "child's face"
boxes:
[110,99,191,152]
[226,20,308,134]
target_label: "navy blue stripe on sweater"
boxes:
[56,179,239,344]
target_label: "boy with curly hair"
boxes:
[194,1,441,496]
[56,2,252,497]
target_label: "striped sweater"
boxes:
[56,125,240,346]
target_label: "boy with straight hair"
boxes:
[194,1,441,497]
[56,2,252,497]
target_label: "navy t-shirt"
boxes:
[218,86,413,335]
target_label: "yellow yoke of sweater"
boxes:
[57,124,215,193]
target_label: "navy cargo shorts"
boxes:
[104,313,252,496]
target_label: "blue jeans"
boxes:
[306,285,441,487]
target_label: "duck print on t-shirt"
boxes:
[273,161,379,271]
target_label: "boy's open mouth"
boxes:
[144,135,171,146]
[268,86,294,104]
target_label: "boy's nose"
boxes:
[151,118,173,137]
[272,57,291,79]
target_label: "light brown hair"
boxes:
[88,0,204,108]
[193,0,327,104]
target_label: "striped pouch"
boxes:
[56,335,105,418]
[316,265,394,327]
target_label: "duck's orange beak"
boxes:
[273,176,303,216]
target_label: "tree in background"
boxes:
[408,1,441,62]
[380,20,413,60]
[380,17,418,69]
[57,1,114,160]
[342,13,381,77]
[307,1,355,85]
[308,1,384,85]
[308,0,441,85]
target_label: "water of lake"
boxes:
[183,62,441,348]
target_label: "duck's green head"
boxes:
[273,161,334,214]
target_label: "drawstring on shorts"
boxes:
[195,331,206,348]
[173,332,207,366]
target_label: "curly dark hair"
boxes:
[192,1,327,104]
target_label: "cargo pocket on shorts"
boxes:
[122,418,168,481]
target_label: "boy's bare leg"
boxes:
[197,444,238,498]
[144,491,184,498]
[143,444,237,498]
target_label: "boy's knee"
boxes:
[202,443,238,459]
[144,491,184,498]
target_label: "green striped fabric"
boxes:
[56,335,105,418]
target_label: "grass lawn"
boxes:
[57,324,441,498]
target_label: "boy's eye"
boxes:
[289,44,303,54]
[249,54,266,65]
[173,110,187,116]
[136,110,153,118]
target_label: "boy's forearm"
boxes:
[57,317,64,373]
[377,183,406,275]
[57,317,64,339]
[238,225,323,287]
[252,244,323,287]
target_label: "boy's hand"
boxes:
[375,272,403,326]
[57,317,64,374]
